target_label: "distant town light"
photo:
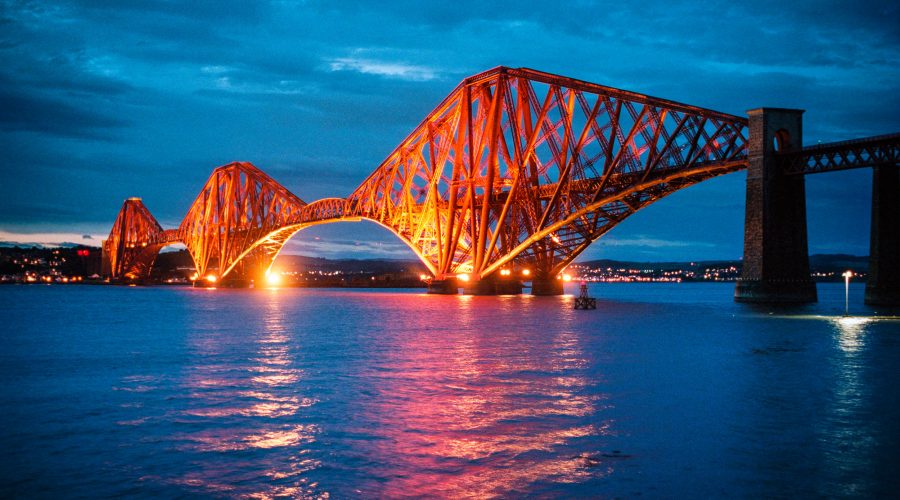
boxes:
[562,273,572,282]
[457,273,470,282]
[521,269,531,276]
[266,272,282,286]
[206,274,218,283]
[500,269,511,276]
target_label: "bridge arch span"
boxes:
[210,216,440,285]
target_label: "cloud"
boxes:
[282,236,418,259]
[204,75,313,96]
[327,57,439,81]
[0,230,106,246]
[0,87,129,138]
[1,0,896,262]
[599,236,716,249]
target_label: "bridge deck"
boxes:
[781,132,900,175]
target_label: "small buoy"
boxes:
[574,281,596,310]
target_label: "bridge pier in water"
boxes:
[865,165,900,306]
[735,108,817,303]
[461,276,523,295]
[427,275,547,295]
[531,275,565,296]
[427,278,458,294]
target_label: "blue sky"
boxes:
[1,0,898,261]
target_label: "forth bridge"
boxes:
[102,67,900,304]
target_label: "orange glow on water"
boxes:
[336,296,610,497]
[135,291,612,498]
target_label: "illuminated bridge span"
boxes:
[103,67,900,303]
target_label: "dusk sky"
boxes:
[2,0,898,261]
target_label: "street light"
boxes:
[842,270,852,316]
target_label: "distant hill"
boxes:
[274,255,428,274]
[578,254,868,272]
[0,241,100,249]
[0,243,870,277]
[145,251,428,276]
[808,254,869,272]
[576,258,738,271]
[274,253,870,278]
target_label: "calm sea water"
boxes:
[1,282,898,498]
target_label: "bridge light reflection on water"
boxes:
[824,314,879,497]
[344,292,610,496]
[832,316,872,353]
[129,288,620,497]
[3,283,899,497]
[174,290,319,497]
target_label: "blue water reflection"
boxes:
[0,283,898,497]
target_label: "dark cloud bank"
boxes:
[1,0,897,260]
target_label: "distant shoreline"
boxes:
[0,245,871,286]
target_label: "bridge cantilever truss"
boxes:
[344,67,749,280]
[104,66,752,284]
[101,197,176,280]
[177,161,309,281]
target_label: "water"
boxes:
[1,283,898,498]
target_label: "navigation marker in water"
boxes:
[574,281,597,310]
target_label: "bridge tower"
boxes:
[865,164,900,306]
[735,108,817,303]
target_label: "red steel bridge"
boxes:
[102,67,900,303]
